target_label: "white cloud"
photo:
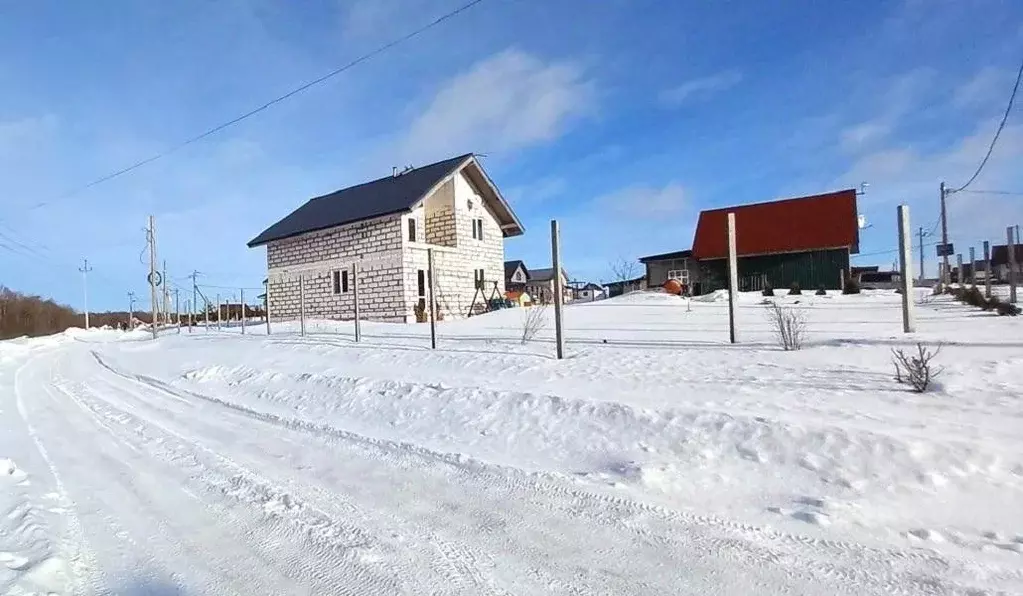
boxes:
[503,176,568,206]
[840,121,891,151]
[659,70,742,107]
[953,66,1016,108]
[398,49,595,163]
[595,183,688,218]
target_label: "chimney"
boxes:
[392,166,398,177]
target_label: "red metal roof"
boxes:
[692,189,859,260]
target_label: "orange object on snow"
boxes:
[663,279,682,295]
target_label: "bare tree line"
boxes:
[0,286,151,340]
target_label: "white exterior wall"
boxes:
[263,168,509,324]
[265,215,407,323]
[401,171,506,320]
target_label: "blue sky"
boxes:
[1,0,1021,311]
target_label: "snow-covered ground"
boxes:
[1,289,1021,594]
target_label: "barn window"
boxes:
[667,269,689,286]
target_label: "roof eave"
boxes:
[246,208,410,248]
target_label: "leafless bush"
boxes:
[765,302,806,351]
[521,305,549,344]
[891,343,943,392]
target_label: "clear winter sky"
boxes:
[1,0,1021,311]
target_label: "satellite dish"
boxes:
[857,215,867,229]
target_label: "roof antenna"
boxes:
[857,182,869,196]
[404,164,414,173]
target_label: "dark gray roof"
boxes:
[527,267,568,282]
[504,260,527,281]
[249,154,478,247]
[638,249,692,263]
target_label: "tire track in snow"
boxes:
[50,361,410,595]
[88,349,989,596]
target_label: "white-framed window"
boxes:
[408,218,417,242]
[667,269,689,285]
[332,269,350,294]
[474,268,485,290]
[471,218,484,240]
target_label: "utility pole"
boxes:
[162,260,169,325]
[1009,226,1018,304]
[550,220,565,359]
[78,258,93,329]
[939,182,949,287]
[264,278,272,336]
[352,265,360,342]
[727,212,739,344]
[969,246,976,287]
[189,270,201,333]
[427,248,437,350]
[897,205,915,333]
[240,289,246,334]
[917,227,926,282]
[148,216,158,340]
[174,289,180,333]
[127,291,136,329]
[983,241,992,299]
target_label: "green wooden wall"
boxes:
[697,249,850,293]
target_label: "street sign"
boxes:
[936,243,954,257]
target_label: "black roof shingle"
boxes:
[248,154,473,247]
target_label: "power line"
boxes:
[957,189,1023,196]
[5,0,487,220]
[950,55,1023,194]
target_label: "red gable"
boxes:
[692,189,859,260]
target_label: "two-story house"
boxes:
[247,154,524,323]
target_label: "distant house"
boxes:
[640,189,860,294]
[605,276,646,297]
[504,259,529,291]
[505,290,532,307]
[524,267,570,305]
[576,283,606,302]
[991,245,1023,282]
[639,250,698,293]
[247,154,524,323]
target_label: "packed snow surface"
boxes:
[1,289,1021,594]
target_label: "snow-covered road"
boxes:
[0,342,970,595]
[2,290,1022,594]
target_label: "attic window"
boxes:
[472,218,484,240]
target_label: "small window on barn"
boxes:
[333,270,349,294]
[408,218,417,242]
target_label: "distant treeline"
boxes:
[0,286,151,340]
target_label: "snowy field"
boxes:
[1,289,1022,594]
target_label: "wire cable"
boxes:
[951,56,1023,194]
[7,0,486,219]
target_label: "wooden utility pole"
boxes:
[427,249,437,350]
[148,216,158,340]
[352,264,361,342]
[551,220,565,359]
[727,213,739,344]
[917,227,926,282]
[299,275,306,336]
[1009,226,1018,304]
[174,289,180,333]
[264,279,272,335]
[939,182,949,287]
[162,260,169,325]
[969,247,976,287]
[897,205,915,333]
[984,241,992,299]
